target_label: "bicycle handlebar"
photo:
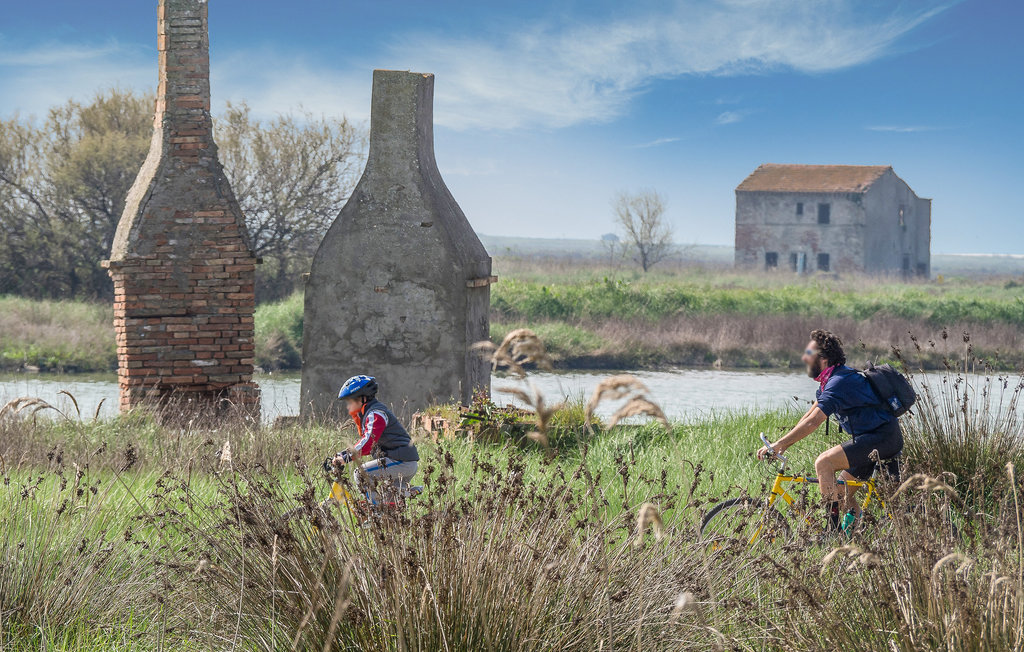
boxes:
[759,432,789,465]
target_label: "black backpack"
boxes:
[859,363,916,417]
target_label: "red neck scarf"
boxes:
[349,404,366,435]
[816,364,837,390]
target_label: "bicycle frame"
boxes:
[766,472,882,523]
[749,433,887,542]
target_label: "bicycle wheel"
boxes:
[700,497,791,551]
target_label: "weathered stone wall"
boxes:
[734,164,932,276]
[300,70,492,420]
[734,191,866,273]
[862,170,931,276]
[104,0,258,413]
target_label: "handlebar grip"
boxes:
[758,432,788,463]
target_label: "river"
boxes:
[0,368,818,423]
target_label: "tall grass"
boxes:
[3,334,1024,648]
[0,465,168,648]
[5,262,1024,373]
[254,292,305,371]
[902,350,1024,506]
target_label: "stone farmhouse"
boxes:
[734,164,931,276]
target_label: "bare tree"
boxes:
[0,90,367,301]
[216,102,367,301]
[612,190,673,272]
[0,89,152,298]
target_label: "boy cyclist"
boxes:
[331,375,419,504]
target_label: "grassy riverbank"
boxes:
[0,296,115,372]
[1,360,1022,649]
[4,262,1024,372]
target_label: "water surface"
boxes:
[0,368,816,423]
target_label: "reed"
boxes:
[1,333,1023,649]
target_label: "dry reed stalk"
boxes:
[585,375,650,423]
[669,591,725,650]
[892,473,964,508]
[0,397,61,420]
[585,374,669,433]
[930,553,973,586]
[821,544,877,573]
[473,328,553,378]
[498,382,562,440]
[218,439,233,470]
[635,502,664,546]
[607,398,669,430]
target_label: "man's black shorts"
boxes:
[841,420,903,481]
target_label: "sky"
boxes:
[1,0,1021,253]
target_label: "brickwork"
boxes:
[104,0,258,414]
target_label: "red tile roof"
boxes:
[736,164,891,193]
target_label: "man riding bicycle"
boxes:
[332,375,419,504]
[756,330,903,531]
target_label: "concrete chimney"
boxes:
[300,70,493,420]
[104,0,258,414]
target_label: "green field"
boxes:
[2,359,1023,649]
[3,257,1024,373]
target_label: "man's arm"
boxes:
[756,404,827,460]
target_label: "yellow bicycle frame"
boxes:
[326,480,365,525]
[756,473,884,538]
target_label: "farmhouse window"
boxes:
[796,202,803,216]
[765,252,779,268]
[817,203,830,224]
[817,253,830,272]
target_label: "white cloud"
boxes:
[379,0,950,130]
[0,39,152,117]
[211,51,370,123]
[0,0,951,129]
[630,136,681,148]
[865,124,942,133]
[715,111,746,125]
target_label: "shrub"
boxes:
[903,359,1024,508]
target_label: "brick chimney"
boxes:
[104,0,258,414]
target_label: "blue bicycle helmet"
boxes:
[338,375,378,400]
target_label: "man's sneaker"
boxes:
[840,510,861,536]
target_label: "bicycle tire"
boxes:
[700,496,792,551]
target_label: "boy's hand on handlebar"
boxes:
[323,450,352,474]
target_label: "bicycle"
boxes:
[699,433,893,550]
[283,456,423,527]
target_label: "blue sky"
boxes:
[1,0,1021,253]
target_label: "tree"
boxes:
[612,190,673,272]
[216,103,366,301]
[0,89,152,298]
[0,90,367,302]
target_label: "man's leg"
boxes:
[838,470,862,513]
[815,444,850,502]
[815,444,850,529]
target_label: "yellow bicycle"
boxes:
[700,433,891,549]
[283,457,422,527]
